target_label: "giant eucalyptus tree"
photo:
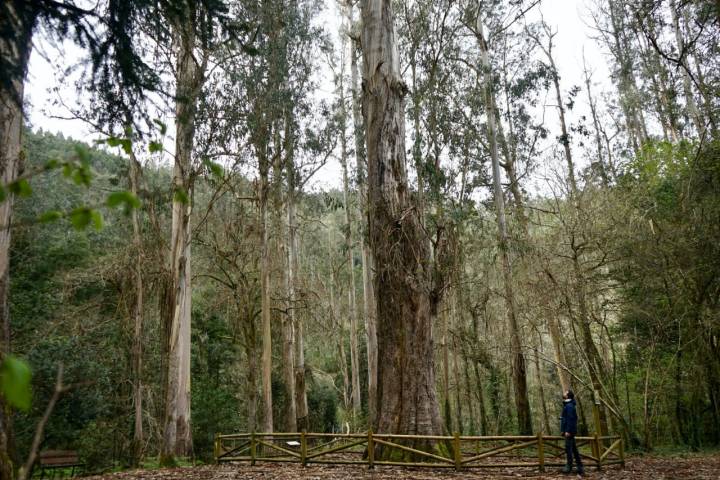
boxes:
[361,0,449,445]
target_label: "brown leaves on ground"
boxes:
[86,454,720,480]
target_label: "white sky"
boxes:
[25,0,614,192]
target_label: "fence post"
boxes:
[453,432,461,471]
[537,432,545,472]
[214,433,220,464]
[368,429,374,469]
[619,437,625,467]
[301,432,307,467]
[250,432,256,466]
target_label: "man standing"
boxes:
[561,390,584,475]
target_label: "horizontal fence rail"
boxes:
[215,431,625,472]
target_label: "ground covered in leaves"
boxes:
[86,454,720,479]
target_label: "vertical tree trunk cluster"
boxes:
[476,16,532,436]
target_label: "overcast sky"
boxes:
[25,0,613,192]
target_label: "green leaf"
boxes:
[91,210,103,230]
[174,189,189,205]
[204,159,224,179]
[72,165,92,187]
[106,137,123,148]
[44,159,60,170]
[38,210,63,223]
[0,185,6,203]
[69,208,93,230]
[8,179,32,197]
[106,191,142,213]
[120,139,132,155]
[0,355,32,411]
[74,145,91,165]
[149,141,163,154]
[153,119,168,135]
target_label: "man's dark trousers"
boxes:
[564,434,583,473]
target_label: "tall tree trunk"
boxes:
[286,134,307,430]
[162,13,202,461]
[128,150,144,466]
[284,106,307,432]
[282,129,297,433]
[259,151,273,434]
[0,4,35,477]
[477,19,532,435]
[361,0,443,445]
[348,2,377,426]
[337,43,362,418]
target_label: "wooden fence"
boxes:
[214,431,625,471]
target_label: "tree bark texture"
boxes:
[361,0,443,444]
[0,3,35,477]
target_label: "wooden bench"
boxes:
[35,450,84,478]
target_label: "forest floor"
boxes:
[85,453,720,479]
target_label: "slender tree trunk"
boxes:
[284,108,304,432]
[546,313,571,392]
[441,307,451,432]
[282,196,296,433]
[462,354,476,434]
[128,150,144,466]
[162,14,201,461]
[472,361,489,436]
[328,233,350,411]
[477,19,532,435]
[452,335,463,434]
[259,153,273,434]
[361,0,443,446]
[337,46,362,418]
[244,314,258,433]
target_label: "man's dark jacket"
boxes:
[560,399,578,435]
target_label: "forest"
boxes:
[0,0,719,478]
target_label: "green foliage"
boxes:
[0,355,32,411]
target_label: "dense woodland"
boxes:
[0,0,719,477]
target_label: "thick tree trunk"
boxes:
[477,21,532,435]
[0,4,34,477]
[361,0,443,444]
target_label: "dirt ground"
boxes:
[86,453,720,479]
